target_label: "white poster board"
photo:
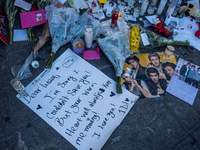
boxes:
[17,49,139,150]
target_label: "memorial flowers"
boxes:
[6,0,18,45]
[130,24,190,53]
[98,29,130,94]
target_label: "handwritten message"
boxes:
[17,48,139,150]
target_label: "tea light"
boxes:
[165,45,175,56]
[31,60,39,68]
[72,38,85,54]
[85,25,93,48]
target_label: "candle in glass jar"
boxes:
[85,25,93,48]
[165,45,175,55]
[157,0,167,15]
[111,7,120,28]
[140,0,149,16]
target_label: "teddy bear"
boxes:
[178,4,200,22]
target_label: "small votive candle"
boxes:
[85,25,93,48]
[165,45,175,55]
[72,38,85,54]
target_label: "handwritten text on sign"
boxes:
[17,49,139,150]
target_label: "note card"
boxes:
[84,47,100,60]
[14,0,32,11]
[20,9,46,29]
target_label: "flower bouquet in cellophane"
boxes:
[129,24,190,53]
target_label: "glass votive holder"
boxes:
[133,7,140,18]
[72,38,85,54]
[165,45,175,56]
[10,78,28,98]
[167,21,177,33]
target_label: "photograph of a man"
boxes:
[185,65,195,85]
[121,70,151,98]
[179,63,191,82]
[193,67,200,88]
[148,53,170,80]
[125,55,147,80]
[145,67,168,96]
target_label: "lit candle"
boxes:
[157,0,167,15]
[72,38,85,54]
[165,45,175,55]
[85,25,93,48]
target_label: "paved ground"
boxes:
[1,10,200,150]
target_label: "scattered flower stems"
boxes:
[116,76,122,94]
[44,52,55,68]
[6,0,18,45]
[27,27,37,43]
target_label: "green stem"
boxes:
[9,26,12,45]
[116,76,122,94]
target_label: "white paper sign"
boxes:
[141,33,150,46]
[17,49,139,150]
[166,77,198,105]
[14,0,32,11]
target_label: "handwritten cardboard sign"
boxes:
[20,9,46,29]
[17,49,139,150]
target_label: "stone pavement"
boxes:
[1,12,200,150]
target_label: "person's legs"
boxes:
[185,77,189,83]
[192,80,198,88]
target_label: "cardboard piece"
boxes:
[16,48,139,150]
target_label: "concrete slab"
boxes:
[162,96,200,131]
[102,99,187,150]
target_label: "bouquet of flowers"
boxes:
[130,24,190,53]
[45,7,103,68]
[6,0,18,45]
[98,28,130,94]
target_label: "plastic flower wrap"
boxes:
[130,24,190,53]
[45,7,103,68]
[98,29,130,94]
[6,0,18,45]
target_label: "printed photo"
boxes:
[36,13,43,21]
[121,52,177,99]
[173,58,200,88]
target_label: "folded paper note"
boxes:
[13,29,28,41]
[14,0,32,11]
[20,9,46,29]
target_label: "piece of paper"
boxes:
[125,15,136,22]
[14,0,32,11]
[121,52,177,99]
[141,33,150,46]
[92,12,105,20]
[167,77,198,105]
[173,29,200,51]
[84,48,100,60]
[145,15,157,24]
[13,29,28,41]
[17,48,139,150]
[20,9,46,29]
[166,58,199,105]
